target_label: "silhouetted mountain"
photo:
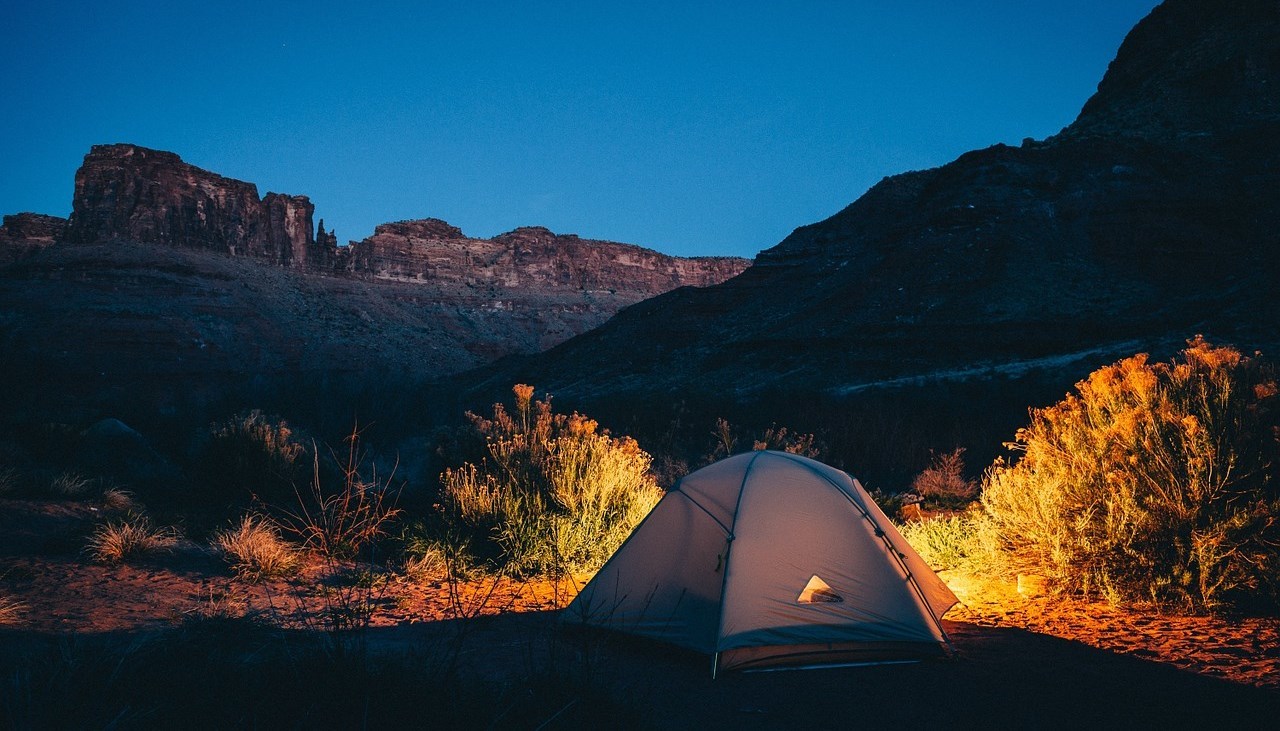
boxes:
[466,0,1280,407]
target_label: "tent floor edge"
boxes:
[717,640,948,674]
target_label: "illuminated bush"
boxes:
[981,338,1280,610]
[440,385,661,576]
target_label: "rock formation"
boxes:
[55,143,748,293]
[63,144,324,268]
[345,219,748,295]
[0,213,66,264]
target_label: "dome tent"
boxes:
[565,450,957,675]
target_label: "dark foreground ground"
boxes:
[3,611,1277,730]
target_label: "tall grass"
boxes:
[980,338,1280,610]
[440,384,661,576]
[279,427,401,561]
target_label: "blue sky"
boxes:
[2,1,1157,258]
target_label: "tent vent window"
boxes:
[797,575,843,604]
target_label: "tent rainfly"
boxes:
[565,450,958,675]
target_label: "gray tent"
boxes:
[565,450,957,674]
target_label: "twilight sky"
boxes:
[2,1,1158,258]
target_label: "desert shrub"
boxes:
[981,338,1280,610]
[751,423,822,457]
[911,448,978,508]
[703,418,823,465]
[213,515,300,579]
[86,515,178,564]
[193,410,306,513]
[440,384,662,576]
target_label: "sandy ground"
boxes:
[3,498,1279,727]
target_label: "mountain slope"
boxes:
[466,0,1280,403]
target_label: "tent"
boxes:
[565,450,957,675]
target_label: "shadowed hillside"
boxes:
[464,0,1279,409]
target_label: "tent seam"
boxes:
[672,488,732,537]
[712,451,764,662]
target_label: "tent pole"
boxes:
[712,652,719,680]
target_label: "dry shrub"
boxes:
[981,338,1280,610]
[751,423,821,458]
[279,428,401,560]
[86,515,177,564]
[912,448,978,506]
[440,384,661,576]
[708,418,822,462]
[100,487,137,513]
[213,515,300,579]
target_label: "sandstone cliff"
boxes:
[63,144,325,268]
[346,219,748,295]
[57,143,749,294]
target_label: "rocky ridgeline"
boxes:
[17,143,748,294]
[347,219,748,295]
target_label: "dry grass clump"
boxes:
[981,338,1280,610]
[897,510,1001,576]
[47,471,94,498]
[0,570,23,624]
[441,384,661,576]
[0,596,22,624]
[86,515,178,564]
[213,515,301,580]
[399,535,447,581]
